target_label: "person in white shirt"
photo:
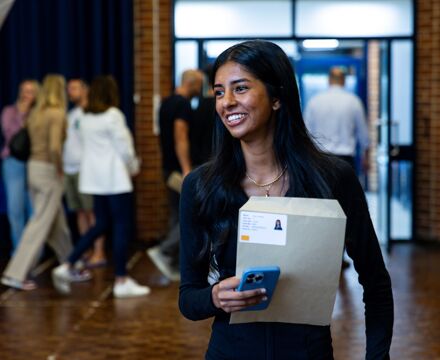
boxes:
[304,67,370,171]
[304,67,370,270]
[53,75,149,298]
[64,79,106,267]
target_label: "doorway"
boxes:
[293,39,414,248]
[173,0,416,250]
[194,38,415,248]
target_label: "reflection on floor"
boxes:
[0,243,439,359]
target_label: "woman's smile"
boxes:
[225,112,247,127]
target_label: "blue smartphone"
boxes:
[237,266,281,311]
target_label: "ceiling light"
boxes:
[302,39,339,49]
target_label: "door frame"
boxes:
[171,0,417,250]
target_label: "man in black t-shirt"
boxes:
[190,95,215,167]
[148,69,203,281]
[190,67,216,167]
[158,95,193,177]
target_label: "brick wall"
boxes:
[133,0,172,242]
[416,0,440,242]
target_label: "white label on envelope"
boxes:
[239,211,287,246]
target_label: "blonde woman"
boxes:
[1,80,39,252]
[1,74,80,290]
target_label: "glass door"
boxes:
[174,37,415,251]
[172,0,416,252]
[389,40,414,243]
[375,39,414,250]
[293,39,414,250]
[375,41,391,247]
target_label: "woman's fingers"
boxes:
[217,276,241,290]
[212,276,268,313]
[217,276,266,300]
[221,296,268,313]
[218,287,266,301]
[219,295,268,308]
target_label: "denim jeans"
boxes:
[2,156,32,251]
[68,192,133,277]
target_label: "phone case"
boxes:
[237,266,280,311]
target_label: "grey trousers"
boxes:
[3,161,72,282]
[160,188,180,265]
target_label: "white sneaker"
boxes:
[147,246,180,282]
[113,277,151,298]
[52,264,72,295]
[1,276,37,291]
[51,264,92,295]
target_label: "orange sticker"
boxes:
[241,235,250,241]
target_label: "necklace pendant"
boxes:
[245,165,287,198]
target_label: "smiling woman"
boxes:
[178,40,393,360]
[213,62,280,144]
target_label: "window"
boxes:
[174,41,198,86]
[175,0,293,38]
[296,0,413,37]
[391,40,413,145]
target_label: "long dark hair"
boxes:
[85,75,120,114]
[194,40,334,264]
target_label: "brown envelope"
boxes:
[230,196,346,326]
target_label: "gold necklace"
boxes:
[245,166,287,197]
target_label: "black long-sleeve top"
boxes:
[179,160,393,360]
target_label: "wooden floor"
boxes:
[0,243,439,360]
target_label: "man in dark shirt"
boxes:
[148,69,203,281]
[190,67,216,167]
[190,96,216,167]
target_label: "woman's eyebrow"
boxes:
[213,78,251,88]
[230,78,250,85]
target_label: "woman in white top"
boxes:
[52,75,149,298]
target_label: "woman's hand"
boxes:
[128,156,142,177]
[212,276,267,313]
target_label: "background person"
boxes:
[1,75,74,290]
[304,68,370,269]
[178,40,393,359]
[52,75,149,298]
[147,69,203,282]
[64,78,106,267]
[304,67,370,172]
[0,80,39,253]
[190,66,216,167]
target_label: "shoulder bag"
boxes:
[9,127,31,161]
